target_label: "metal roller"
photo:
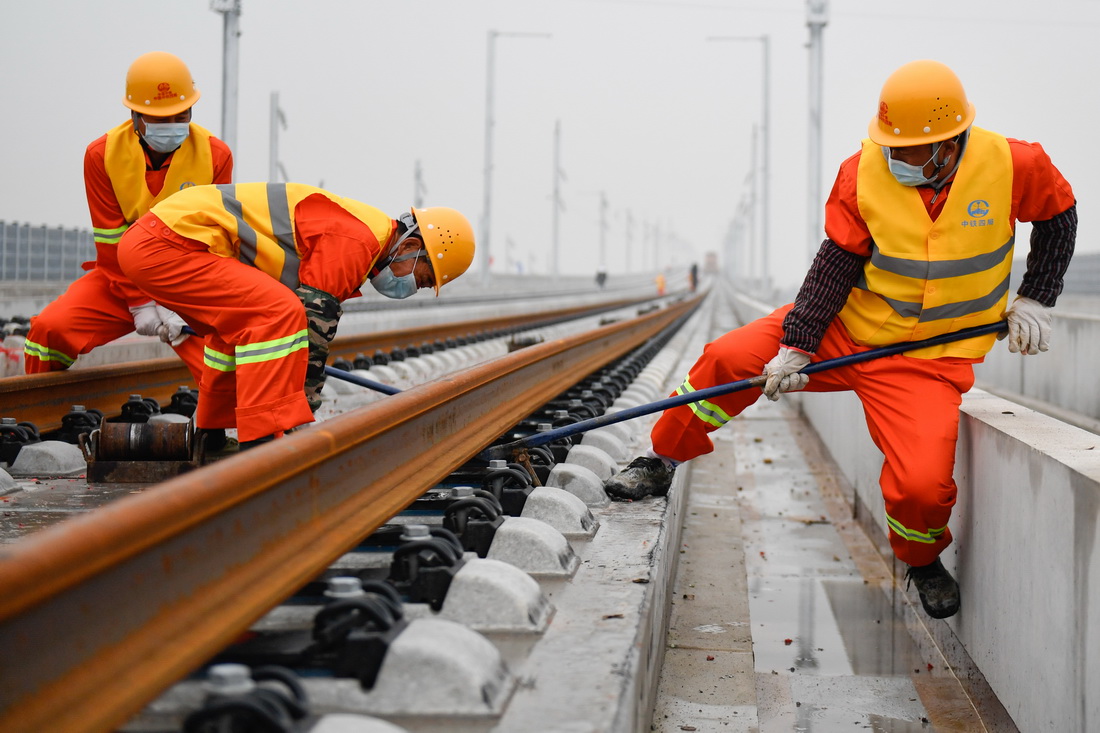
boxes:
[95,421,192,462]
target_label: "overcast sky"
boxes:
[2,0,1097,288]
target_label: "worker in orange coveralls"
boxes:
[24,52,232,384]
[116,182,476,449]
[604,60,1077,620]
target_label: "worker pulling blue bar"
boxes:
[480,320,1009,461]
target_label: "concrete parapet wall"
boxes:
[974,309,1100,426]
[730,291,1100,732]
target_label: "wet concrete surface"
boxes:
[652,398,987,732]
[646,396,994,726]
[0,475,145,543]
[650,282,993,733]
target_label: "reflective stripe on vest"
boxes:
[102,121,214,227]
[838,126,1015,359]
[886,512,947,545]
[217,183,300,288]
[674,377,733,429]
[150,182,393,292]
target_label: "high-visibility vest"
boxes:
[837,126,1015,359]
[150,182,393,289]
[103,121,214,224]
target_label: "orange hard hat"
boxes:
[868,60,975,146]
[123,52,201,117]
[411,207,476,294]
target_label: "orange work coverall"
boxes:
[651,137,1075,567]
[116,185,392,442]
[23,123,232,381]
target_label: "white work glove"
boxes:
[154,305,190,346]
[128,301,162,337]
[762,347,812,401]
[1000,296,1052,355]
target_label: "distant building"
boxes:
[704,251,719,274]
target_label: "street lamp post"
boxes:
[268,91,286,182]
[210,0,241,154]
[707,34,770,296]
[480,30,551,283]
[806,1,829,268]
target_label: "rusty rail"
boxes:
[0,296,697,733]
[0,297,649,432]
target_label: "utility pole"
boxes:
[806,0,829,269]
[210,0,241,153]
[480,30,551,284]
[707,34,770,293]
[413,160,427,209]
[598,191,608,271]
[268,91,286,182]
[624,209,634,273]
[551,119,565,280]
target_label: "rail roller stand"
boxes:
[81,419,200,483]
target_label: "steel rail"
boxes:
[0,296,698,733]
[0,297,649,433]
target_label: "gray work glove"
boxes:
[762,347,811,401]
[154,305,190,346]
[128,301,163,337]
[1000,296,1052,355]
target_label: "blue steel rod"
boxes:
[482,320,1009,460]
[323,365,402,395]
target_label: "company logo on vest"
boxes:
[967,200,990,217]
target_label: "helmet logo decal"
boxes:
[878,101,891,127]
[154,82,177,101]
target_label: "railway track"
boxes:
[0,292,703,733]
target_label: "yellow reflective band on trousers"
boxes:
[23,339,75,367]
[234,329,308,367]
[886,512,947,545]
[203,345,236,373]
[675,377,732,429]
[93,224,130,246]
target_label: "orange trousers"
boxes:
[651,304,976,567]
[23,266,206,383]
[116,216,315,442]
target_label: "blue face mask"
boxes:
[370,249,424,300]
[142,122,190,153]
[881,145,940,187]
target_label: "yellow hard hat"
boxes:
[868,60,975,146]
[123,52,201,117]
[412,207,475,294]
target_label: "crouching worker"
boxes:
[116,182,475,448]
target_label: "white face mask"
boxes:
[370,249,424,299]
[142,122,190,153]
[880,144,943,187]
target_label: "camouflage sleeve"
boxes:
[295,284,343,412]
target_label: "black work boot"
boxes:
[905,558,961,619]
[239,434,276,451]
[604,456,675,501]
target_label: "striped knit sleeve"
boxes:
[781,239,867,354]
[1018,204,1078,307]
